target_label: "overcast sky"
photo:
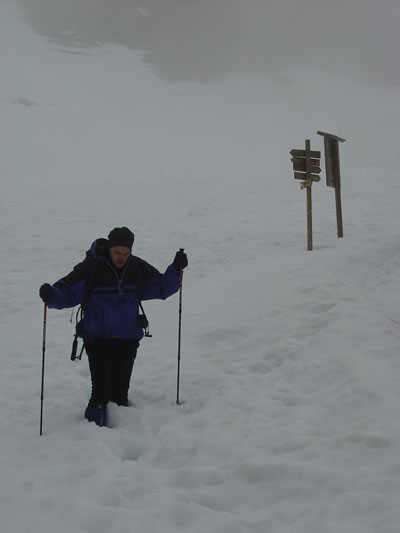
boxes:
[16,0,400,85]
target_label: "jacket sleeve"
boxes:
[139,264,181,301]
[46,259,90,310]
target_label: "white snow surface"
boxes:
[1,1,400,532]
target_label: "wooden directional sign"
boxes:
[291,157,320,167]
[294,172,321,182]
[290,149,320,158]
[291,139,321,251]
[292,157,321,174]
[290,147,321,183]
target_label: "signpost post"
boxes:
[317,131,346,238]
[291,140,321,251]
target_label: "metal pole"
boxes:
[40,303,47,435]
[176,249,184,405]
[305,139,313,251]
[335,183,344,238]
[333,141,344,238]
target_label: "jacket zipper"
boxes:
[101,256,130,300]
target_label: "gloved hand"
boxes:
[173,249,188,270]
[39,283,53,302]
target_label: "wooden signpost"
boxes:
[317,130,346,238]
[291,140,321,251]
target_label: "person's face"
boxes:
[109,246,131,268]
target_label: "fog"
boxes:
[2,2,400,532]
[16,0,400,85]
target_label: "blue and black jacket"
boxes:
[46,239,181,341]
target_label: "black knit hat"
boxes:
[107,227,135,249]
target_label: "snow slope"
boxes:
[1,1,400,532]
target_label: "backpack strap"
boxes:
[70,258,97,361]
[139,301,152,337]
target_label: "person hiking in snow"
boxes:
[39,226,188,427]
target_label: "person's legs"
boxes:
[83,340,109,426]
[85,339,109,407]
[108,339,138,406]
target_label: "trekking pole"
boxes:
[176,249,184,405]
[40,303,47,435]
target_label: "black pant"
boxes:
[85,338,139,407]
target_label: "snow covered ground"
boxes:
[1,1,400,532]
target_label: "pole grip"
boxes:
[179,248,184,284]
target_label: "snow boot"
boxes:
[84,403,107,427]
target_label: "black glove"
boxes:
[39,283,53,302]
[173,249,188,270]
